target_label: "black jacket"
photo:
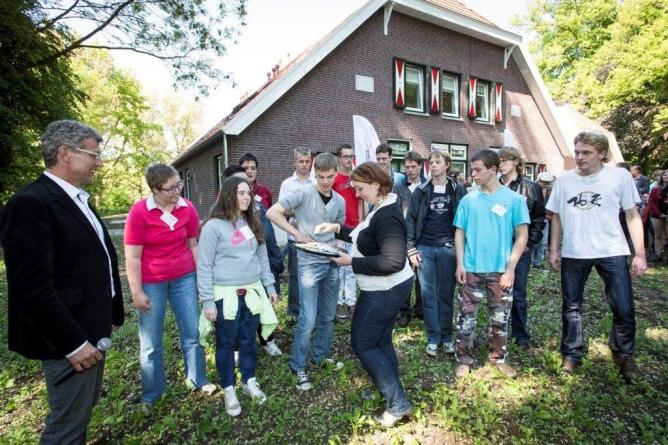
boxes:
[500,174,546,249]
[0,174,125,360]
[406,177,467,257]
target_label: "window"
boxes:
[183,169,192,200]
[441,73,459,117]
[404,65,424,112]
[525,163,536,181]
[216,155,226,190]
[430,142,468,176]
[387,139,411,173]
[475,82,489,121]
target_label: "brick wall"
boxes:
[175,10,562,216]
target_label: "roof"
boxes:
[174,0,570,164]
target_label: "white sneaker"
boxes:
[319,358,344,371]
[199,383,217,396]
[223,385,241,416]
[425,343,438,357]
[263,340,283,357]
[443,341,455,354]
[234,351,239,368]
[242,377,267,404]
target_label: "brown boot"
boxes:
[561,357,579,375]
[614,356,638,383]
[494,362,518,379]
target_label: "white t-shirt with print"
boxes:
[546,166,640,259]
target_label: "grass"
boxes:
[1,237,667,444]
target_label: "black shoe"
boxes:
[396,314,410,328]
[614,356,639,383]
[413,313,424,321]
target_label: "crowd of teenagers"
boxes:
[2,120,665,443]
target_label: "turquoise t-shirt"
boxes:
[453,186,530,273]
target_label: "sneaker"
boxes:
[242,377,267,404]
[348,304,355,318]
[140,401,154,416]
[199,383,217,396]
[494,362,517,378]
[561,357,579,375]
[375,409,412,428]
[317,358,344,371]
[336,304,348,319]
[234,350,239,368]
[291,368,312,391]
[425,343,438,357]
[454,364,470,379]
[442,341,455,354]
[396,314,411,328]
[614,356,639,383]
[223,386,241,416]
[263,340,283,357]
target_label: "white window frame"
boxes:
[475,82,489,122]
[429,142,468,176]
[216,155,225,190]
[404,65,424,113]
[525,163,536,181]
[387,139,411,173]
[441,73,459,117]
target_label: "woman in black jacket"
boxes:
[315,162,414,427]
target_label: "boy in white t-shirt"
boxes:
[546,131,647,382]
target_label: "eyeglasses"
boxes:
[66,145,103,160]
[339,155,355,160]
[160,180,184,193]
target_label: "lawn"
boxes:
[1,237,667,444]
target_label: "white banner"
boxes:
[352,115,379,167]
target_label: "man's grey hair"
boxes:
[40,120,103,167]
[294,147,312,158]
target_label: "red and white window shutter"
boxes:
[429,67,440,114]
[494,82,503,122]
[393,58,406,109]
[468,77,477,119]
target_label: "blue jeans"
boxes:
[417,244,457,345]
[290,261,340,372]
[287,240,300,318]
[215,296,260,387]
[510,250,532,343]
[561,256,635,362]
[351,277,413,417]
[530,222,549,266]
[139,272,206,403]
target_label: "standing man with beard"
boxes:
[0,120,124,443]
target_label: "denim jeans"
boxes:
[530,221,549,266]
[337,242,357,306]
[399,273,422,317]
[417,244,457,345]
[510,250,531,343]
[351,277,413,417]
[560,256,635,362]
[215,296,260,387]
[290,261,340,372]
[287,240,300,318]
[139,272,207,403]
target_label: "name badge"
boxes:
[434,185,446,194]
[160,212,178,230]
[239,225,255,240]
[491,203,507,217]
[254,195,263,203]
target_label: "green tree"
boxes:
[516,0,668,170]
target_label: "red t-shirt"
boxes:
[253,183,273,209]
[334,172,360,227]
[124,196,200,283]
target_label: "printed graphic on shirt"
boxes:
[231,229,245,245]
[566,191,602,210]
[429,194,452,214]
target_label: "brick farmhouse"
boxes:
[172,0,620,216]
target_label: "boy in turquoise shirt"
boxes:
[452,150,529,378]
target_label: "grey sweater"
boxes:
[197,217,275,310]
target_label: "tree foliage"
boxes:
[516,0,668,170]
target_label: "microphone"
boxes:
[54,338,112,387]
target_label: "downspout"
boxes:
[223,132,229,168]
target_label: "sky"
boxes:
[108,0,532,136]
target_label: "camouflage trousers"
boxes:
[455,272,513,365]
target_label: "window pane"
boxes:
[405,66,423,111]
[476,83,488,120]
[406,67,421,83]
[442,91,455,114]
[405,83,418,109]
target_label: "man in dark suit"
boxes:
[0,120,124,444]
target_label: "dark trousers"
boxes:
[399,272,422,317]
[560,256,635,363]
[510,250,532,343]
[215,296,260,387]
[41,357,105,445]
[287,240,300,318]
[351,277,413,417]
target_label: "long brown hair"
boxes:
[206,176,265,243]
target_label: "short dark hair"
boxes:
[351,162,393,196]
[470,149,500,171]
[616,162,631,171]
[223,165,246,179]
[145,163,179,192]
[376,144,393,156]
[238,152,259,167]
[403,150,423,165]
[335,143,353,156]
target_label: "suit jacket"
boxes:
[0,174,124,360]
